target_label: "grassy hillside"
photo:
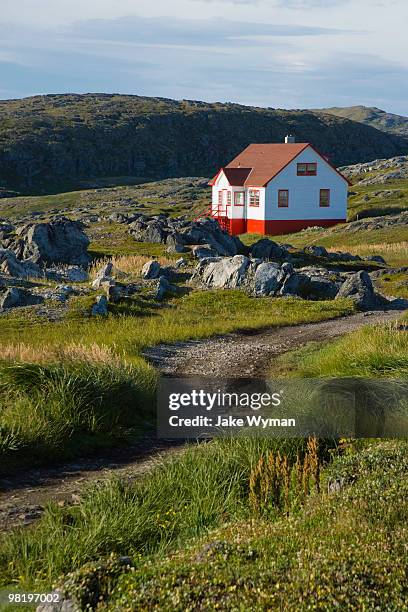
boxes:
[1,94,408,194]
[1,316,406,609]
[316,105,408,137]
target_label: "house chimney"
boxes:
[285,135,295,144]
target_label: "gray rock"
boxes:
[175,257,187,268]
[303,245,329,258]
[95,262,113,278]
[250,238,288,261]
[336,270,388,310]
[192,244,218,259]
[366,255,387,264]
[92,276,115,289]
[279,272,311,297]
[142,260,161,279]
[156,275,170,300]
[166,232,187,253]
[253,262,285,296]
[0,248,42,278]
[91,295,108,316]
[62,266,89,282]
[0,287,44,309]
[11,219,90,266]
[196,255,250,289]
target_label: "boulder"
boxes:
[156,276,170,300]
[141,260,161,279]
[91,295,108,316]
[0,287,44,309]
[175,257,187,269]
[166,232,187,253]
[303,245,328,258]
[11,220,90,267]
[336,271,388,310]
[0,248,42,279]
[366,255,387,264]
[62,266,89,282]
[192,244,218,259]
[250,238,288,262]
[253,262,286,296]
[279,272,312,297]
[196,255,250,289]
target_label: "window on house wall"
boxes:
[278,189,289,208]
[227,191,232,206]
[249,189,260,207]
[297,163,317,176]
[218,191,223,206]
[234,191,245,206]
[319,189,330,207]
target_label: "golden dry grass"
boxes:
[327,241,408,266]
[90,254,176,279]
[0,342,122,366]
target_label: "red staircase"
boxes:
[193,204,231,234]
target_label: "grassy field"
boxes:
[268,314,408,378]
[0,291,353,470]
[0,313,407,608]
[240,224,408,268]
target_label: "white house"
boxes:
[208,137,349,236]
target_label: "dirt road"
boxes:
[144,310,404,378]
[0,308,404,531]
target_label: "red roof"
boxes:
[209,143,350,187]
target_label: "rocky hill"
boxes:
[315,106,408,138]
[1,94,408,195]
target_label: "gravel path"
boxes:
[0,308,404,532]
[144,310,405,378]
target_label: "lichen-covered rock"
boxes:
[253,262,286,296]
[250,238,288,262]
[196,255,250,289]
[0,287,44,309]
[11,220,90,267]
[142,260,161,279]
[336,270,388,310]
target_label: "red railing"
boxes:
[193,204,231,233]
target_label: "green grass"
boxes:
[240,223,408,268]
[106,439,408,611]
[0,291,354,360]
[0,291,353,470]
[0,359,157,471]
[0,437,315,589]
[268,318,408,380]
[376,271,408,300]
[291,322,408,378]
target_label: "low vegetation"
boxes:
[0,303,406,608]
[0,292,353,470]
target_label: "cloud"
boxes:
[0,13,407,114]
[195,0,349,6]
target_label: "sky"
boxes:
[0,0,407,113]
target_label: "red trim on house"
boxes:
[208,168,223,186]
[241,218,345,236]
[246,219,266,234]
[229,218,247,235]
